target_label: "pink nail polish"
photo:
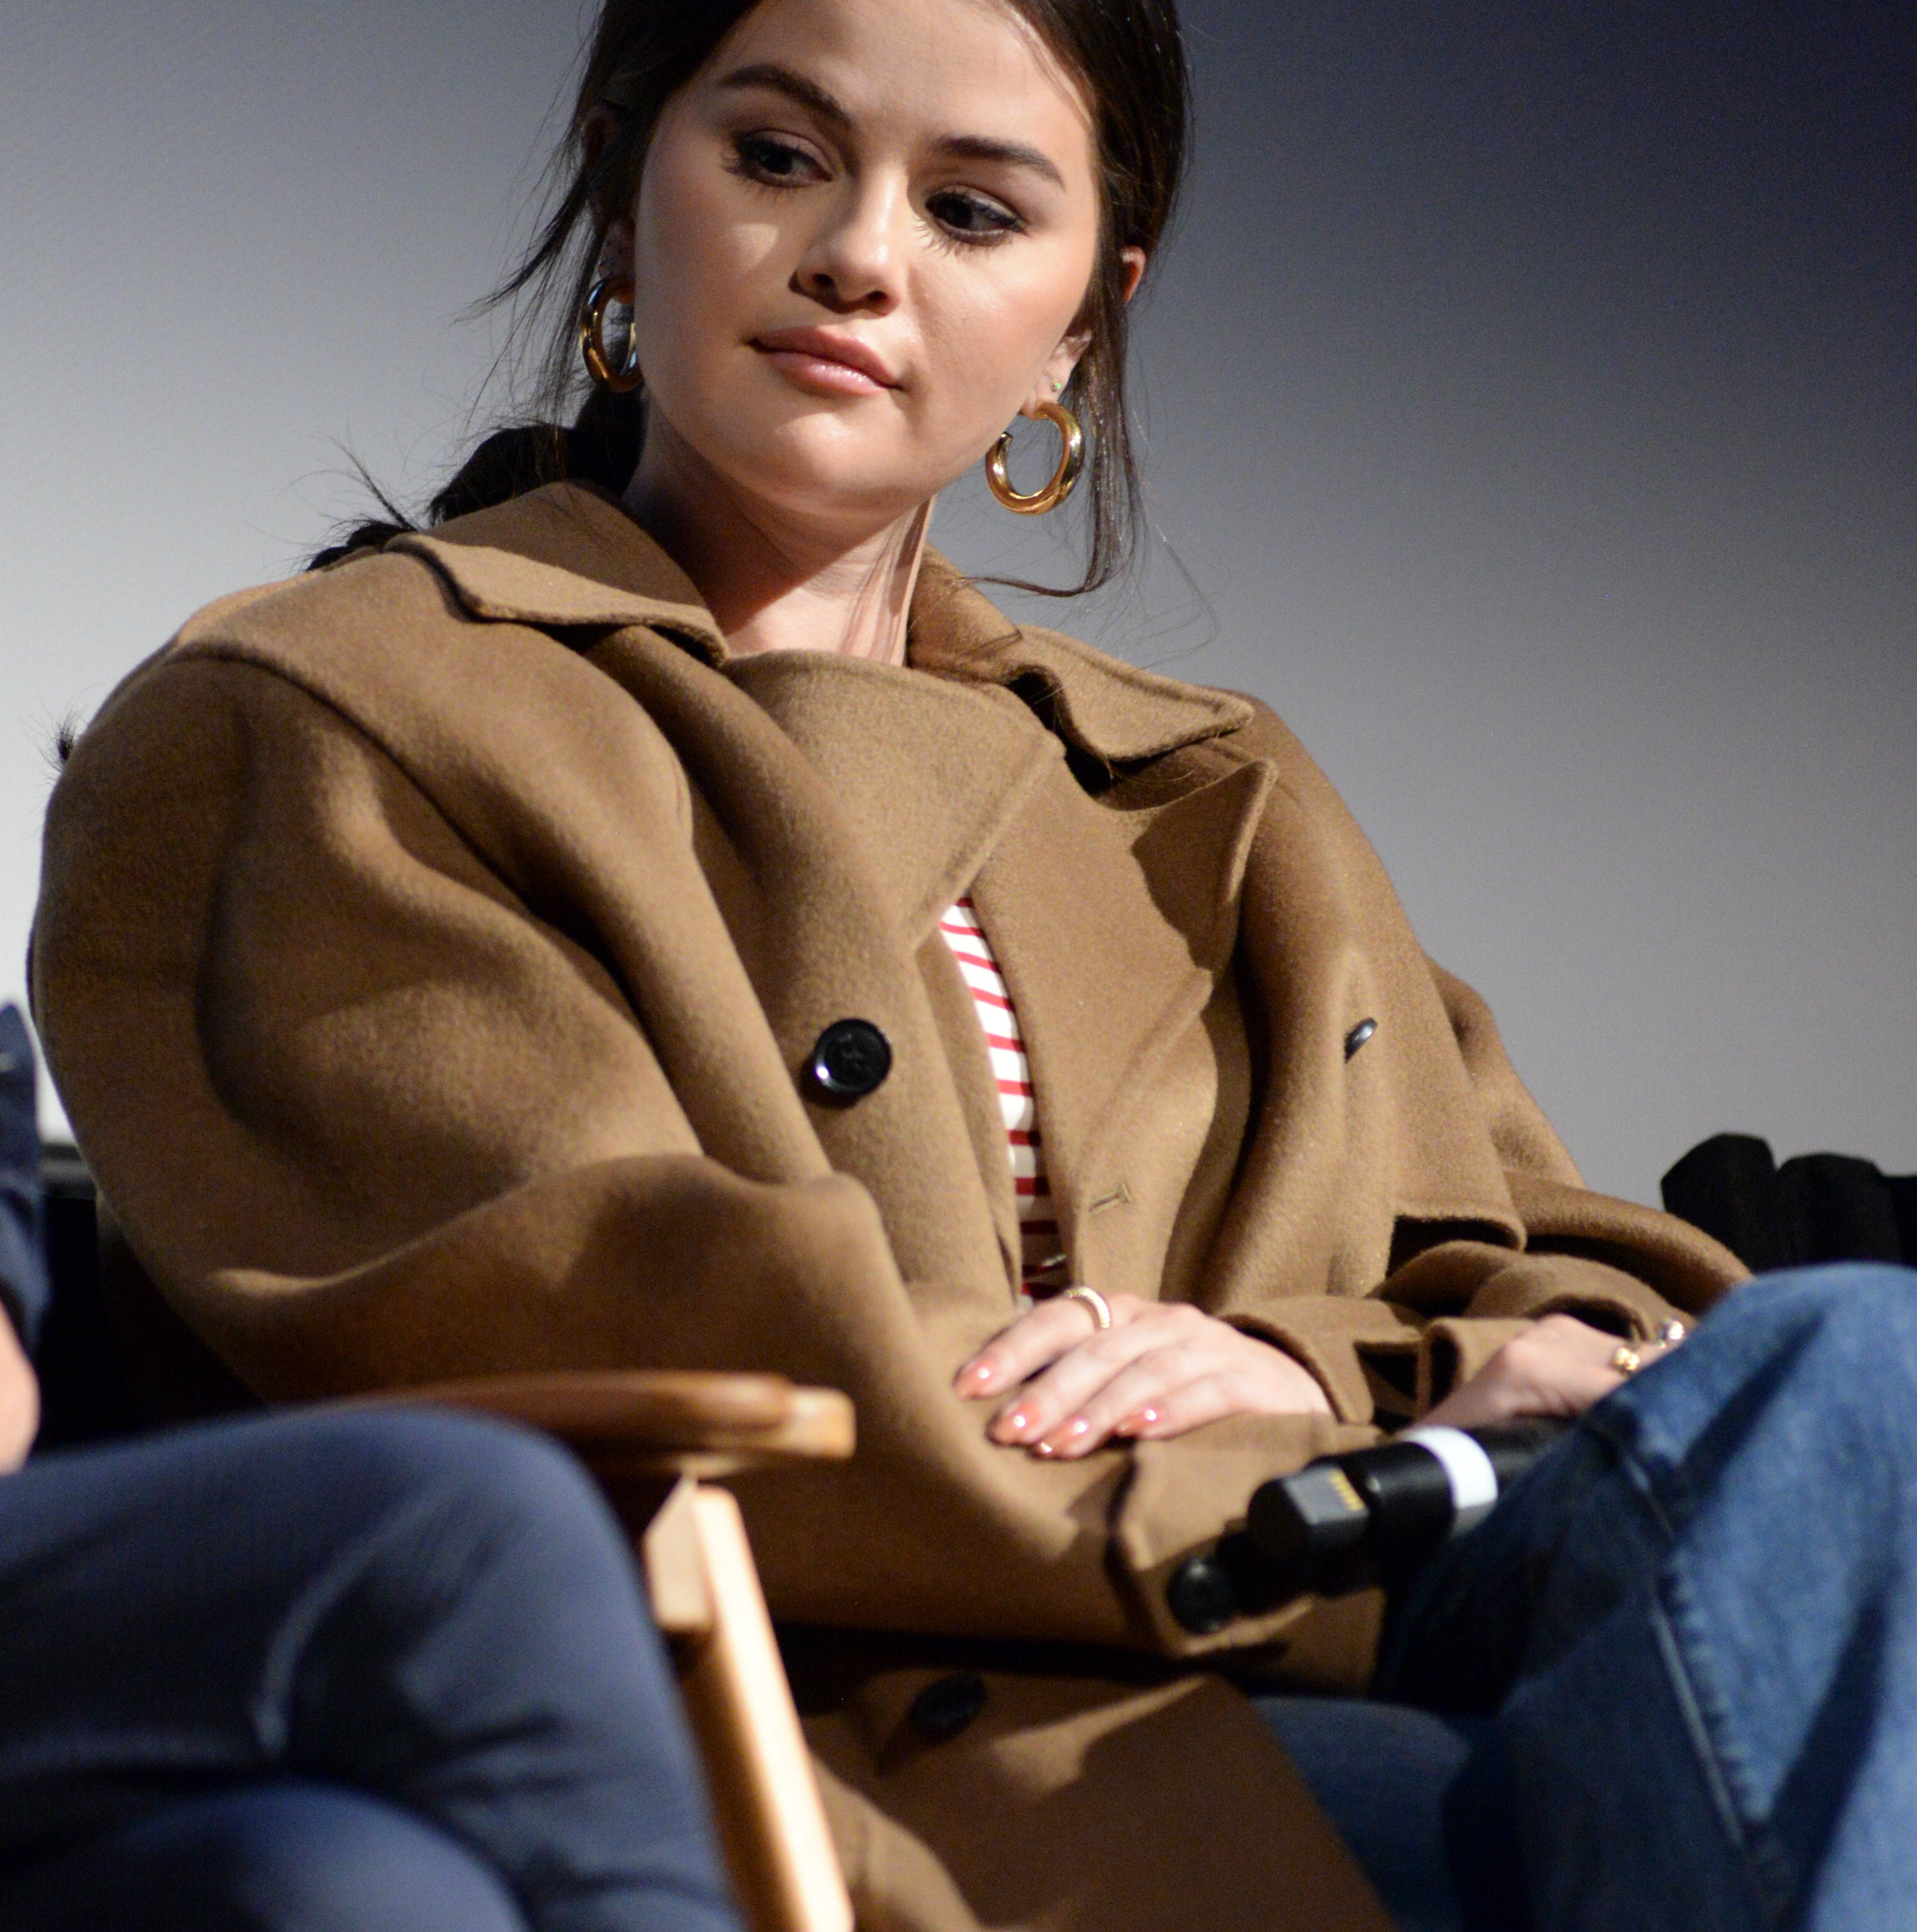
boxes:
[1061,1417,1089,1439]
[1137,1407,1160,1426]
[1032,1440,1057,1458]
[1003,1410,1030,1436]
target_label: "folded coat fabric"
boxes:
[31,482,1745,1932]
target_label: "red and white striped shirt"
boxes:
[937,898,1066,1294]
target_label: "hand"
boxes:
[954,1291,1333,1458]
[1421,1312,1678,1431]
[0,1315,38,1475]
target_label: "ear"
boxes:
[1019,246,1149,418]
[583,105,636,280]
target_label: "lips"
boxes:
[752,327,900,397]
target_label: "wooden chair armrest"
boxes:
[370,1369,859,1932]
[365,1369,855,1478]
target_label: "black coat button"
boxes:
[808,1020,893,1101]
[1166,1550,1242,1635]
[909,1671,988,1741]
[1344,1017,1379,1061]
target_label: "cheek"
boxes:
[628,144,772,392]
[912,246,1094,449]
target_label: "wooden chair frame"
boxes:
[377,1371,856,1932]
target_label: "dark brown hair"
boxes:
[317,0,1189,593]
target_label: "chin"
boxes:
[710,412,949,526]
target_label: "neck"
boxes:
[622,416,932,667]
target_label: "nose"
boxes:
[792,174,907,316]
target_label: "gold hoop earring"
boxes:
[985,399,1084,515]
[579,276,642,393]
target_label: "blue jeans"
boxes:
[1263,1265,1917,1931]
[0,1408,740,1932]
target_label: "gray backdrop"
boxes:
[4,0,1911,1205]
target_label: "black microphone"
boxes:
[1161,1420,1576,1634]
[1244,1418,1570,1599]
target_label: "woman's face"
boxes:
[612,0,1126,531]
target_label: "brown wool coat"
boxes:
[33,483,1745,1932]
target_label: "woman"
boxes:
[31,0,1917,1927]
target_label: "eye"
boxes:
[729,132,827,187]
[925,188,1026,246]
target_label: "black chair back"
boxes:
[1663,1134,1917,1274]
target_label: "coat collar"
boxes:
[395,482,1252,767]
[398,484,1270,1271]
[715,649,1056,945]
[392,483,727,662]
[905,554,1254,765]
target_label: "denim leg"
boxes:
[1254,1695,1517,1932]
[0,1408,739,1932]
[1378,1265,1917,1932]
[0,1780,530,1932]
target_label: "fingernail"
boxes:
[1116,1408,1158,1436]
[955,1361,994,1393]
[1032,1440,1057,1458]
[1059,1416,1089,1440]
[995,1408,1032,1440]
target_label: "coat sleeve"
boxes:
[1204,693,1748,1426]
[34,648,1384,1669]
[1231,963,1747,1425]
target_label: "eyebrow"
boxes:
[718,63,852,126]
[716,63,1067,191]
[935,133,1064,191]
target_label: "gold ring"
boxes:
[1609,1344,1643,1375]
[1657,1319,1688,1345]
[1061,1285,1113,1332]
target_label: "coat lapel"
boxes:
[402,486,1282,1294]
[393,482,726,653]
[718,651,1056,947]
[905,559,1275,1267]
[715,652,1060,1282]
[970,752,1274,1268]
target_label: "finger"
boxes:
[1047,1332,1331,1454]
[960,1291,1153,1398]
[1532,1315,1631,1359]
[1609,1338,1676,1378]
[1425,1355,1610,1431]
[955,1296,1108,1399]
[1501,1324,1676,1415]
[1546,1321,1677,1376]
[1024,1316,1321,1452]
[1512,1338,1677,1422]
[991,1326,1172,1444]
[1524,1349,1671,1418]
[1584,1337,1677,1384]
[1111,1371,1263,1443]
[989,1322,1184,1445]
[1111,1350,1332,1435]
[1038,1348,1234,1457]
[1557,1363,1633,1412]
